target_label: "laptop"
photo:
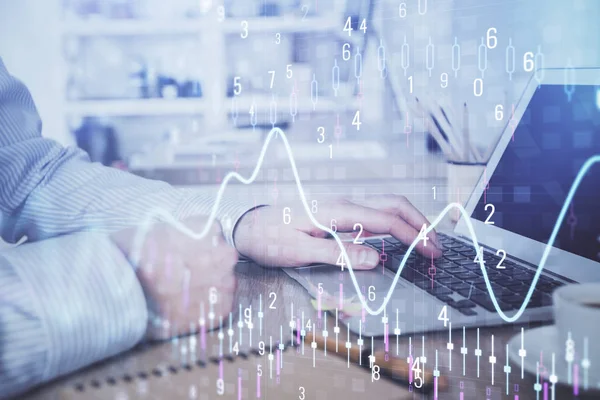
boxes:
[283,68,600,336]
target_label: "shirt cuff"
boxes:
[174,188,267,248]
[1,232,148,392]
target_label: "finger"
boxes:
[386,216,442,258]
[315,201,393,232]
[318,202,441,258]
[352,195,439,245]
[294,235,381,270]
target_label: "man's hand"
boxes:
[233,195,442,269]
[111,216,238,340]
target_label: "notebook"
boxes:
[58,333,410,400]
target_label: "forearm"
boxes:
[0,232,147,399]
[0,58,256,247]
[5,141,254,246]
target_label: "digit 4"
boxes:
[437,305,449,327]
[473,246,486,265]
[417,224,430,247]
[411,358,423,388]
[352,110,361,130]
[336,252,346,271]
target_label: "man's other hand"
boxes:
[111,216,237,340]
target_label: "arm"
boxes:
[0,59,253,398]
[0,232,148,399]
[0,58,253,245]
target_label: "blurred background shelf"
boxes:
[221,15,338,34]
[65,98,207,116]
[233,95,345,114]
[48,0,386,178]
[62,16,339,37]
[62,19,207,36]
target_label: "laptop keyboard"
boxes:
[362,233,565,316]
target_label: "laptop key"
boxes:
[426,285,453,296]
[470,294,513,312]
[444,255,465,262]
[511,265,533,274]
[386,247,406,255]
[454,272,479,280]
[475,282,506,293]
[458,250,477,257]
[383,237,402,246]
[437,277,462,285]
[449,299,477,309]
[429,270,452,279]
[368,240,386,251]
[436,294,453,303]
[490,274,512,283]
[500,294,526,306]
[513,274,535,283]
[445,266,468,275]
[437,261,459,269]
[458,288,483,298]
[483,270,502,278]
[452,245,472,252]
[497,267,515,276]
[457,261,480,269]
[458,308,478,316]
[449,282,473,291]
[502,280,525,289]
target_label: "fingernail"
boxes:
[359,249,379,267]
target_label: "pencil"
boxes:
[415,98,459,159]
[462,102,471,162]
[433,104,463,156]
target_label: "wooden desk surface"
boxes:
[21,179,592,399]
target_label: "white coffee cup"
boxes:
[553,283,600,364]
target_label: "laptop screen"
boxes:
[471,84,600,263]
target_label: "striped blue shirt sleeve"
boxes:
[0,58,257,398]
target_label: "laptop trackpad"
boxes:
[295,264,405,297]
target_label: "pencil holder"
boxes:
[446,160,486,222]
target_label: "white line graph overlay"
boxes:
[129,127,600,323]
